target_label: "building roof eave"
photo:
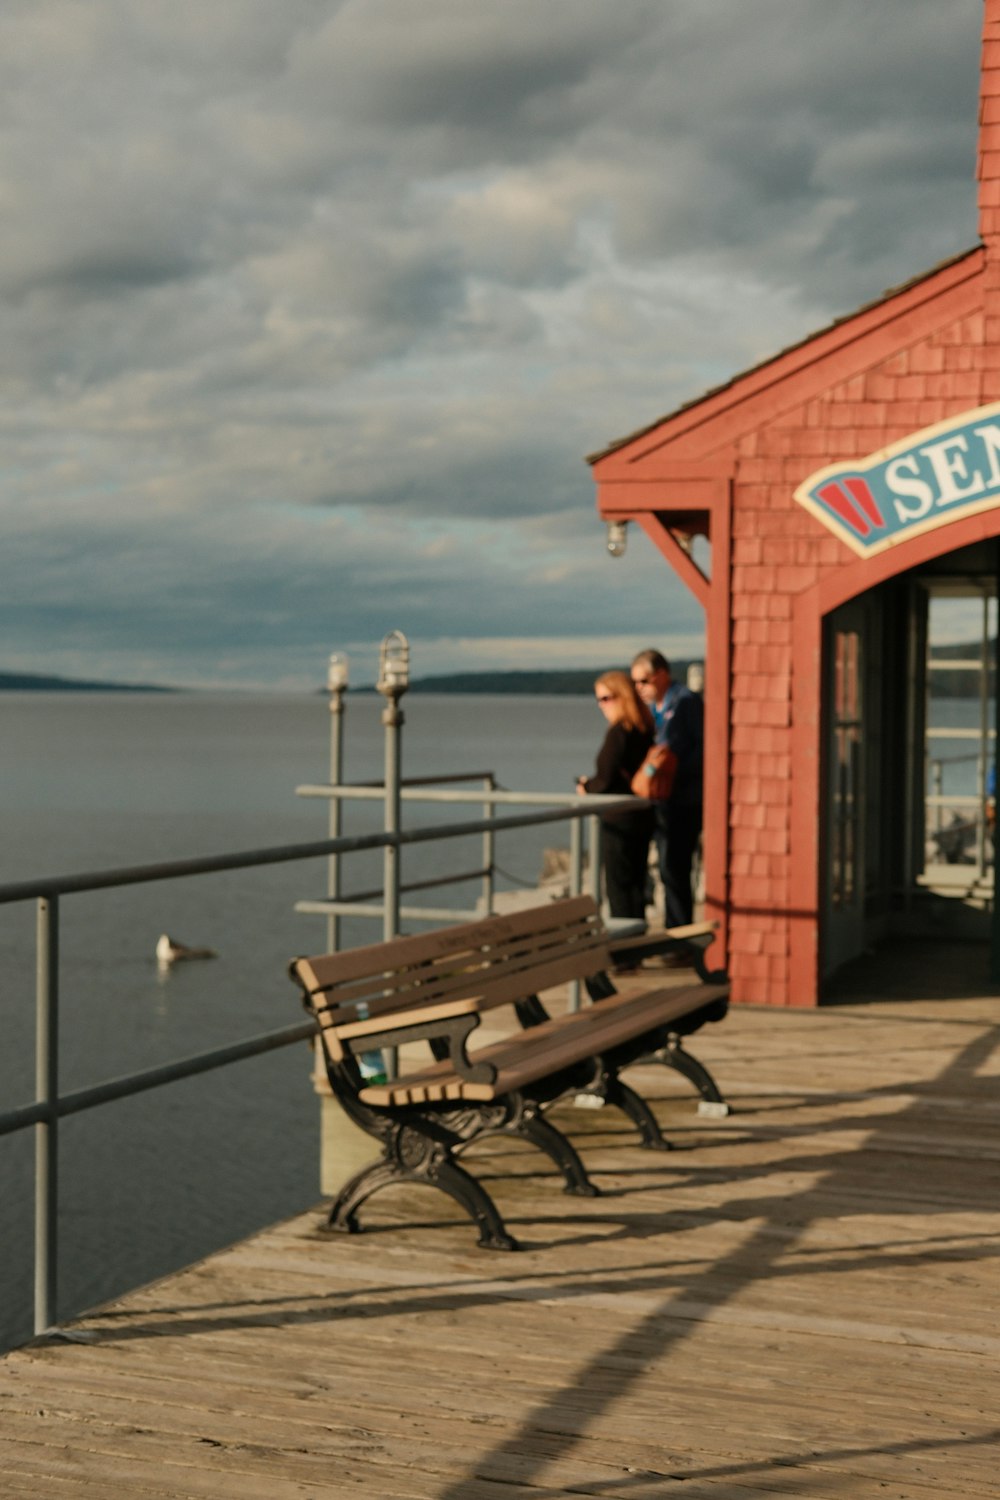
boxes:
[587,244,985,469]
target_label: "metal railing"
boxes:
[295,778,604,925]
[0,796,622,1342]
[925,733,996,877]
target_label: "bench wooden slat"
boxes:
[294,910,612,1038]
[298,896,599,987]
[358,982,727,1105]
[325,936,601,1020]
[299,924,609,1024]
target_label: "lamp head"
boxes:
[377,629,410,697]
[327,652,350,692]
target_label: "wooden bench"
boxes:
[290,896,729,1251]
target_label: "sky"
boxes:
[0,0,986,690]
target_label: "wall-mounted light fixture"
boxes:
[606,520,628,558]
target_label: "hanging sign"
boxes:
[794,400,1000,556]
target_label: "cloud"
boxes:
[0,0,985,686]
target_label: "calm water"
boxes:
[0,691,603,1353]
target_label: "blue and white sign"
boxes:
[794,401,1000,557]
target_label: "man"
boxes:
[630,649,704,928]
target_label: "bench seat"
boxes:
[359,981,726,1106]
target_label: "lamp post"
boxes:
[326,653,349,953]
[377,630,410,943]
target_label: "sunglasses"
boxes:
[631,674,654,685]
[595,693,616,704]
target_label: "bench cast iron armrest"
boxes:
[607,921,727,983]
[325,997,498,1086]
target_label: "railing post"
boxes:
[35,894,59,1335]
[482,774,495,915]
[569,815,583,898]
[567,817,584,1012]
[587,812,602,908]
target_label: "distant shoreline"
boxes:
[0,671,174,694]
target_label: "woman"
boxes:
[576,670,655,922]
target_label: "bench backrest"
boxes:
[291,896,611,1062]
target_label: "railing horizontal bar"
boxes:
[0,1022,318,1139]
[338,771,494,790]
[314,867,488,906]
[295,901,481,922]
[394,906,483,923]
[926,727,996,740]
[0,1098,47,1137]
[0,801,628,906]
[295,784,611,806]
[400,771,494,787]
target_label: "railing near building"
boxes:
[925,731,996,879]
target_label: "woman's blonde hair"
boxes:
[594,670,652,733]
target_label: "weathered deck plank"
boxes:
[2,989,999,1498]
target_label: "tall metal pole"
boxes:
[377,632,409,1081]
[326,654,349,953]
[377,633,409,941]
[382,694,403,942]
[35,894,59,1335]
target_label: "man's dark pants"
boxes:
[653,799,702,928]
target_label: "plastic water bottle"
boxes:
[355,1002,388,1085]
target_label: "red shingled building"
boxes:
[591,0,1000,1006]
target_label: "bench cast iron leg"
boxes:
[449,1097,599,1197]
[657,1036,731,1116]
[517,1111,600,1197]
[602,1075,672,1151]
[428,1157,520,1250]
[324,1133,519,1251]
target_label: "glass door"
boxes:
[823,599,866,976]
[920,581,996,907]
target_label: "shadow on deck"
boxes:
[2,991,999,1498]
[824,933,999,1004]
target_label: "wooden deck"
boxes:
[2,955,999,1498]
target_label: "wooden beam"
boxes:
[636,514,711,611]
